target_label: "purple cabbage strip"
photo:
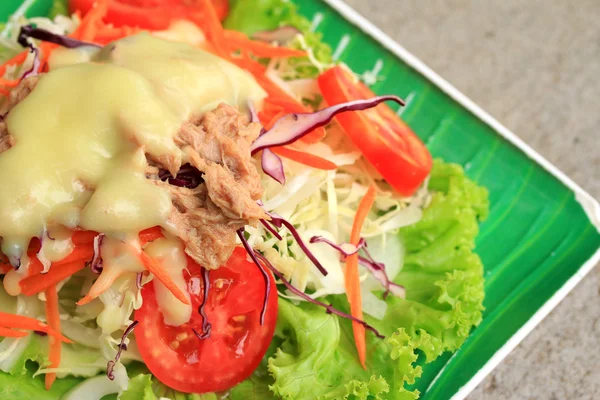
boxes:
[249,100,286,186]
[248,100,260,123]
[236,228,270,325]
[107,320,139,380]
[21,45,40,79]
[192,268,212,340]
[261,149,286,185]
[158,164,204,189]
[253,251,384,339]
[310,236,405,299]
[260,219,283,240]
[89,234,105,274]
[309,235,366,256]
[135,272,143,290]
[18,25,101,50]
[360,243,405,299]
[266,214,328,276]
[250,96,405,154]
[252,26,301,45]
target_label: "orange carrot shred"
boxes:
[0,326,29,338]
[73,0,109,42]
[200,0,229,58]
[44,284,61,390]
[0,50,28,78]
[139,226,164,246]
[271,146,337,170]
[76,266,122,306]
[0,312,71,343]
[138,251,190,305]
[71,230,100,246]
[345,185,377,369]
[224,30,307,58]
[20,259,88,296]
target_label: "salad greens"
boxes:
[226,160,488,400]
[0,1,488,399]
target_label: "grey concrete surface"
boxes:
[341,0,600,399]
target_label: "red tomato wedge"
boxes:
[69,0,229,30]
[317,66,432,196]
[135,247,277,393]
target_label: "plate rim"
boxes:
[321,0,600,398]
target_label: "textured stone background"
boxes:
[341,0,600,399]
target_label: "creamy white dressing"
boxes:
[0,33,266,263]
[37,226,75,273]
[144,238,191,326]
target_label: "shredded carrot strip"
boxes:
[200,0,229,58]
[76,266,122,306]
[71,230,100,246]
[26,246,95,277]
[224,30,307,58]
[72,0,109,42]
[345,185,377,369]
[139,251,190,305]
[271,146,337,170]
[44,284,61,390]
[0,326,28,338]
[0,88,11,97]
[20,260,88,296]
[0,78,21,87]
[0,51,28,78]
[0,312,71,343]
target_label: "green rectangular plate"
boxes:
[2,1,600,399]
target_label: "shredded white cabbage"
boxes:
[246,119,430,318]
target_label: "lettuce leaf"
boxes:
[266,160,488,399]
[0,363,81,400]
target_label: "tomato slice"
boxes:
[317,66,432,196]
[69,0,229,30]
[135,247,277,393]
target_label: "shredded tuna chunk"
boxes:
[153,104,266,269]
[2,77,263,270]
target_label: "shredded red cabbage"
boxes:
[158,164,204,189]
[260,219,283,240]
[88,234,104,274]
[107,320,139,380]
[21,45,40,79]
[250,96,405,154]
[248,101,260,123]
[249,100,286,185]
[236,228,271,325]
[135,272,143,290]
[192,267,212,340]
[253,251,384,339]
[309,235,365,256]
[310,235,405,299]
[18,25,101,49]
[359,244,405,299]
[265,214,328,276]
[261,148,286,185]
[252,26,301,44]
